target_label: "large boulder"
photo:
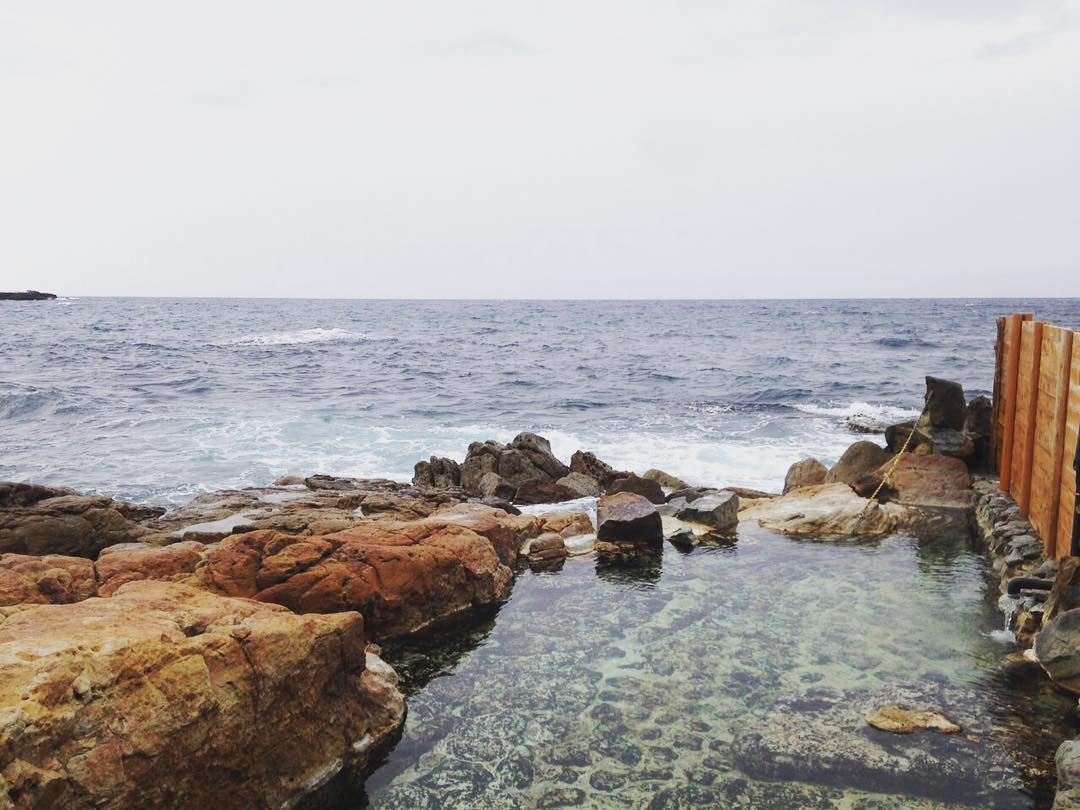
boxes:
[412,456,461,489]
[508,432,569,480]
[197,521,514,638]
[94,541,206,597]
[569,451,627,489]
[0,553,97,606]
[0,482,78,508]
[1036,608,1080,694]
[825,442,891,486]
[1054,739,1080,810]
[478,471,516,501]
[605,475,665,504]
[1045,557,1080,623]
[924,376,967,431]
[783,458,828,494]
[878,454,972,510]
[595,493,663,546]
[459,441,506,494]
[0,495,145,558]
[740,484,906,537]
[675,492,739,532]
[0,581,404,809]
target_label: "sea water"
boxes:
[3,297,1078,503]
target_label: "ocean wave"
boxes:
[874,337,939,349]
[793,401,919,432]
[224,328,385,347]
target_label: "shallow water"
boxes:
[362,525,1078,809]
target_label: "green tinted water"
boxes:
[361,525,1077,808]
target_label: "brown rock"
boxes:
[825,442,892,486]
[513,479,579,505]
[412,456,460,488]
[94,541,206,597]
[783,458,828,494]
[0,581,404,809]
[539,511,594,538]
[197,522,513,638]
[0,495,145,558]
[0,482,78,508]
[596,493,663,546]
[878,454,972,510]
[0,553,97,606]
[642,468,689,490]
[605,475,665,505]
[460,441,505,494]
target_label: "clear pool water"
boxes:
[362,524,1078,809]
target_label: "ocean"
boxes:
[2,298,1078,505]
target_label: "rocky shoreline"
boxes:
[2,377,1078,807]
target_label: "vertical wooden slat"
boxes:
[991,316,1006,472]
[1013,320,1044,516]
[1056,338,1080,557]
[999,314,1027,490]
[1029,326,1073,555]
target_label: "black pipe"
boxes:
[1006,576,1054,596]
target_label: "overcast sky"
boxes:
[1,1,1077,298]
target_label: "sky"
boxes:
[1,1,1078,298]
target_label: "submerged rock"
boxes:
[865,706,960,734]
[0,581,404,809]
[733,685,1015,804]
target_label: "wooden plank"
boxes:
[1029,326,1073,554]
[1011,320,1043,515]
[999,314,1026,490]
[991,316,1006,472]
[1056,338,1080,557]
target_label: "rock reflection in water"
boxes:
[359,523,1076,809]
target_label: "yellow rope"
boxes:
[861,391,933,512]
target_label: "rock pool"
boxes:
[360,524,1078,808]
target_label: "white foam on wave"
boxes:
[225,328,382,347]
[792,401,920,422]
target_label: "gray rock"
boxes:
[915,426,975,461]
[569,451,628,488]
[923,376,967,431]
[783,458,828,494]
[675,492,739,532]
[556,472,599,498]
[478,471,517,501]
[1055,739,1080,809]
[1036,609,1080,694]
[0,482,79,508]
[0,495,145,558]
[412,456,461,489]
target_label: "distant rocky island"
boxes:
[0,290,57,301]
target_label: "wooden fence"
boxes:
[993,313,1080,559]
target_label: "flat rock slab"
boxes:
[733,685,1022,804]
